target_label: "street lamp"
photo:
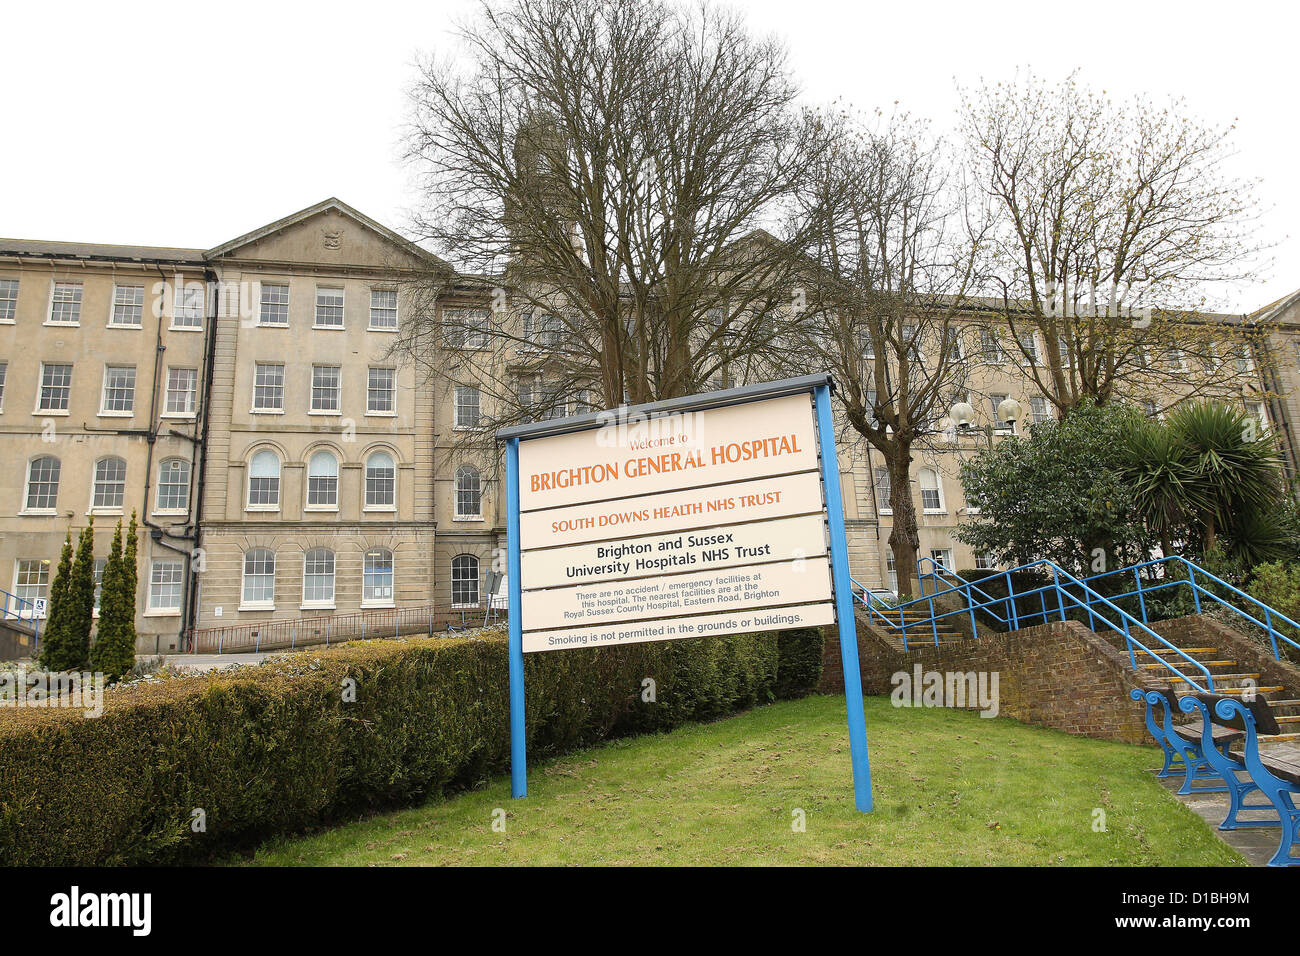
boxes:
[950,398,1022,448]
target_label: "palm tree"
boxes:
[1122,420,1201,558]
[1165,401,1283,554]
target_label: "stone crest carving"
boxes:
[322,228,344,250]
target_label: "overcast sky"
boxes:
[2,0,1294,312]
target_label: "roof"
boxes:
[0,238,207,265]
[1248,288,1300,325]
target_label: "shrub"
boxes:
[36,532,76,672]
[89,518,136,682]
[0,627,824,865]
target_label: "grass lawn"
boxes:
[242,694,1245,866]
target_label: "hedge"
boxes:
[0,627,823,865]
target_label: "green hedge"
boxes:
[0,627,822,865]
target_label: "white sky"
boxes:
[2,0,1295,312]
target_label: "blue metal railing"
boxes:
[1073,555,1300,662]
[847,557,1216,692]
[0,587,42,649]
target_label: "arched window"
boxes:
[307,451,338,508]
[92,457,126,510]
[451,554,480,607]
[919,468,944,513]
[365,452,395,509]
[873,467,892,514]
[247,450,281,509]
[241,549,275,607]
[157,458,191,512]
[455,466,481,518]
[25,456,61,511]
[302,548,335,605]
[363,548,394,605]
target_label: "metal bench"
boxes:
[1131,687,1240,794]
[1178,694,1300,867]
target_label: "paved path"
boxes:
[159,653,279,673]
[1157,773,1291,866]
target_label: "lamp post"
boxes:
[949,398,1023,449]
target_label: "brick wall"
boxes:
[820,612,1165,744]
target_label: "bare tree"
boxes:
[398,0,831,444]
[780,113,983,595]
[959,71,1268,413]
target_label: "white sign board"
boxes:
[515,392,832,651]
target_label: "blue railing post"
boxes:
[1135,567,1148,626]
[1122,617,1137,670]
[1265,608,1280,659]
[966,583,978,638]
[928,591,939,646]
[1053,566,1065,622]
[1188,563,1202,613]
[1005,571,1019,630]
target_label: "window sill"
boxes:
[238,602,275,612]
[877,509,893,515]
[308,410,341,416]
[452,515,483,522]
[44,321,81,328]
[108,323,143,330]
[922,509,947,516]
[34,410,69,417]
[97,411,135,418]
[160,412,197,420]
[144,609,181,618]
[303,506,339,513]
[250,408,285,415]
[300,603,336,611]
[0,319,13,326]
[368,326,398,333]
[168,324,204,333]
[152,509,188,518]
[452,425,485,433]
[18,509,57,517]
[361,601,395,610]
[365,411,397,417]
[311,324,345,331]
[245,506,281,514]
[363,506,397,513]
[88,508,124,517]
[257,322,289,329]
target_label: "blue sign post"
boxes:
[499,372,873,811]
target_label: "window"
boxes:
[370,289,398,329]
[110,284,145,326]
[157,458,190,512]
[173,281,205,328]
[302,549,335,606]
[451,554,480,606]
[25,456,60,511]
[989,393,1011,429]
[1166,347,1186,371]
[943,327,963,359]
[1016,331,1039,365]
[306,451,339,508]
[253,363,285,411]
[1143,399,1159,419]
[571,390,592,415]
[247,450,281,509]
[92,457,127,511]
[975,552,998,570]
[447,309,489,349]
[523,312,561,348]
[1234,344,1255,374]
[149,560,184,612]
[260,283,289,325]
[100,365,137,414]
[365,451,396,509]
[49,282,82,324]
[314,287,344,328]
[1248,401,1270,434]
[14,559,50,614]
[38,363,73,411]
[1058,336,1071,368]
[455,466,482,518]
[919,468,944,513]
[241,549,276,607]
[367,367,395,414]
[453,385,481,428]
[1029,396,1053,426]
[0,361,7,411]
[979,329,1005,364]
[874,467,892,514]
[930,548,953,569]
[885,553,898,595]
[93,558,106,612]
[0,279,16,321]
[164,367,197,415]
[363,549,394,605]
[310,365,341,413]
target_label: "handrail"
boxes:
[911,556,1216,693]
[0,587,42,650]
[1075,555,1300,661]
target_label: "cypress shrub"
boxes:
[65,518,96,670]
[89,519,136,682]
[0,627,825,865]
[36,532,76,672]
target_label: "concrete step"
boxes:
[1140,659,1238,671]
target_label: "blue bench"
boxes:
[1178,694,1300,867]
[1131,688,1242,795]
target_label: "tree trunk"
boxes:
[884,441,921,598]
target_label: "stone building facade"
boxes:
[1,198,1296,652]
